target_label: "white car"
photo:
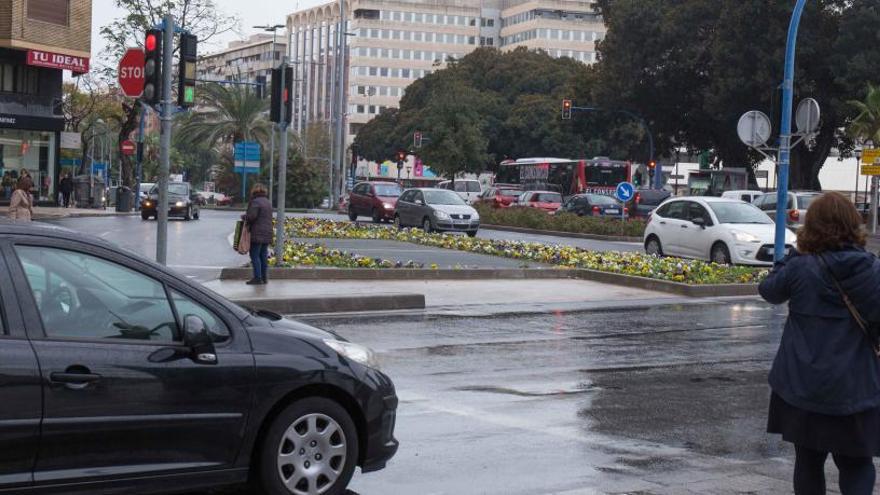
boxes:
[437,179,482,204]
[643,196,797,266]
[721,190,764,204]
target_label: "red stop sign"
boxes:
[121,140,136,155]
[118,48,145,97]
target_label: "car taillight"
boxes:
[624,207,629,213]
[789,209,800,222]
[635,193,641,205]
[592,206,600,213]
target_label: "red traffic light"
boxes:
[648,160,657,169]
[562,99,572,109]
[145,33,157,52]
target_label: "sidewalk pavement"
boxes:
[204,278,732,316]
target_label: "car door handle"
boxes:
[50,372,101,384]
[659,221,667,225]
[681,225,688,228]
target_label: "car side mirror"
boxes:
[692,217,707,229]
[415,199,424,205]
[183,315,217,365]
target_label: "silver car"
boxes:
[394,188,480,237]
[754,191,820,227]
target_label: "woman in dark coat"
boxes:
[760,192,880,495]
[244,183,273,285]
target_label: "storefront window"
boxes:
[0,129,56,201]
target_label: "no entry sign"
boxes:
[118,48,145,98]
[121,140,136,155]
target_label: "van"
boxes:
[437,180,482,204]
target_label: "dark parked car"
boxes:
[141,182,200,221]
[558,193,628,218]
[0,221,398,495]
[394,188,480,236]
[347,181,402,223]
[631,189,671,219]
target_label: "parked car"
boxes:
[558,193,628,218]
[437,179,483,204]
[631,189,671,219]
[0,220,398,495]
[753,190,821,227]
[394,188,480,236]
[721,190,764,203]
[476,186,522,208]
[347,181,403,223]
[515,191,563,213]
[141,182,201,221]
[643,196,797,265]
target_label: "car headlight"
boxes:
[434,210,451,220]
[731,230,760,243]
[383,202,394,209]
[175,201,185,207]
[144,201,152,207]
[324,339,380,369]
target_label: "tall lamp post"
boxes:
[254,24,286,204]
[855,147,863,203]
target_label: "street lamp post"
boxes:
[856,148,863,203]
[255,24,286,204]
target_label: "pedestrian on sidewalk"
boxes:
[8,176,34,222]
[243,183,273,285]
[760,192,880,495]
[1,171,13,200]
[59,173,73,208]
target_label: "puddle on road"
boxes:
[452,383,598,397]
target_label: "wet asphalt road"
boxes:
[190,300,820,495]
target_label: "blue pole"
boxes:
[774,0,808,262]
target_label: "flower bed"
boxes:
[277,240,428,269]
[281,218,766,285]
[474,204,646,238]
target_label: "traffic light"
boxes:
[143,29,163,105]
[414,131,422,149]
[562,99,572,120]
[177,33,197,108]
[270,66,294,123]
[396,150,407,163]
[648,160,657,170]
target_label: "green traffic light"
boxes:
[184,86,195,103]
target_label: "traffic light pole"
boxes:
[274,62,288,262]
[156,14,175,265]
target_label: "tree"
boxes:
[593,0,878,189]
[848,84,880,145]
[99,0,239,187]
[62,79,125,174]
[176,83,271,147]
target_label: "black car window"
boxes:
[658,201,686,219]
[413,191,425,203]
[170,290,230,343]
[373,184,402,197]
[686,202,712,225]
[15,246,179,342]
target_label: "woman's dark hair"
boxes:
[797,191,865,254]
[250,183,268,198]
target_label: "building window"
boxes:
[0,64,39,95]
[356,105,365,114]
[27,0,69,26]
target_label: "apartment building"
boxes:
[286,0,603,174]
[0,0,92,203]
[197,33,288,96]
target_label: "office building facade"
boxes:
[197,33,288,97]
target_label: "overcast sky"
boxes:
[90,0,329,63]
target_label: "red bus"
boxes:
[495,157,634,197]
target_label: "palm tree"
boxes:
[177,83,272,148]
[848,84,880,145]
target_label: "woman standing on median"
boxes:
[760,192,880,495]
[8,175,34,222]
[244,183,273,285]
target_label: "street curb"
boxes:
[34,211,139,220]
[201,206,329,213]
[230,293,425,314]
[481,224,642,243]
[220,267,574,281]
[219,266,759,298]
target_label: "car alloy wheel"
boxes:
[711,243,731,265]
[645,237,663,256]
[423,217,433,233]
[348,207,357,222]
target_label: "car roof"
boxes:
[664,196,744,205]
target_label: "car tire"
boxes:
[141,212,150,221]
[194,209,200,220]
[372,209,381,224]
[257,397,358,495]
[466,230,478,238]
[394,214,403,230]
[348,207,357,222]
[645,236,663,256]
[185,206,192,221]
[422,217,433,233]
[711,242,732,265]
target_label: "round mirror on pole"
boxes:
[737,110,772,148]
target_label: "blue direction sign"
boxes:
[615,181,635,202]
[233,141,261,173]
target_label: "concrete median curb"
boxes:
[230,293,426,314]
[481,224,642,243]
[572,269,759,297]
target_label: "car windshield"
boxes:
[588,194,617,205]
[535,193,562,203]
[708,202,773,224]
[374,184,402,197]
[149,184,188,196]
[424,190,466,205]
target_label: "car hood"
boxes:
[378,196,398,204]
[431,204,478,215]
[246,309,344,341]
[725,223,797,243]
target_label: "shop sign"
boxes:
[60,132,81,149]
[27,50,90,73]
[0,113,64,131]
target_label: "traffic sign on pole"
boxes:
[615,182,635,202]
[861,149,880,165]
[118,48,146,98]
[121,140,136,155]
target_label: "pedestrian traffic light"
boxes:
[177,33,197,108]
[396,150,407,163]
[142,29,163,105]
[562,99,572,120]
[270,66,294,123]
[414,131,422,149]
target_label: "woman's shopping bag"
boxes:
[233,220,251,255]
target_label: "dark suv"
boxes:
[141,182,200,221]
[0,221,398,495]
[347,181,402,223]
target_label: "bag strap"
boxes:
[817,254,880,357]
